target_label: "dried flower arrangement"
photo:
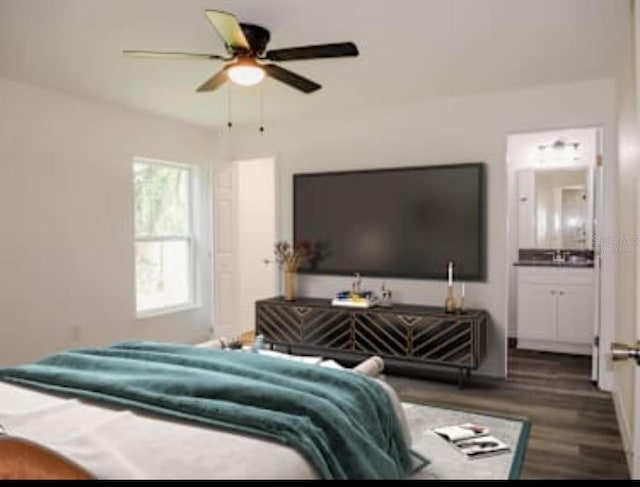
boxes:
[274,240,314,272]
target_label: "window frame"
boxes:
[133,157,196,318]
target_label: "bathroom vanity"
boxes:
[515,261,594,355]
[515,165,596,356]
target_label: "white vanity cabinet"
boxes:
[516,267,594,355]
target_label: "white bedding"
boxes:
[0,356,411,480]
[0,381,318,479]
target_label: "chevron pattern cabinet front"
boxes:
[411,317,475,367]
[302,308,352,351]
[255,301,304,345]
[353,311,411,357]
[255,297,488,386]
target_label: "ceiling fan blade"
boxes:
[264,64,321,94]
[266,42,359,62]
[123,50,227,61]
[204,10,251,54]
[196,66,230,92]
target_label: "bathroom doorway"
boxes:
[505,127,603,385]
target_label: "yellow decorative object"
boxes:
[284,270,297,301]
[274,241,314,301]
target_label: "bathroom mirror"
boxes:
[517,168,592,249]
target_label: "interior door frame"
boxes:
[504,126,607,389]
[592,133,603,383]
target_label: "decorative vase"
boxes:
[444,285,457,314]
[284,270,297,301]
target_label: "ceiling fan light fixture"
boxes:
[227,58,265,87]
[125,10,359,94]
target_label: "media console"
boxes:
[255,297,488,388]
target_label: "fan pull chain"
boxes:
[227,84,233,130]
[259,84,265,134]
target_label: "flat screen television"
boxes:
[293,163,486,281]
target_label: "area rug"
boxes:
[403,402,530,480]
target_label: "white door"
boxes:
[236,158,276,334]
[611,170,640,479]
[517,283,556,341]
[634,168,640,477]
[212,162,238,339]
[615,173,640,477]
[556,285,594,344]
[632,8,640,477]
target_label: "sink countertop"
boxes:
[514,260,594,268]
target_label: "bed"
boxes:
[0,341,422,480]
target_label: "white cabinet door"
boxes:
[517,283,557,341]
[557,285,594,345]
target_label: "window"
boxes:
[134,159,194,315]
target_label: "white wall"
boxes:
[217,78,617,379]
[0,76,215,366]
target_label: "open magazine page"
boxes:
[450,435,510,457]
[434,423,510,458]
[433,423,489,442]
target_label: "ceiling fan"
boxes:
[124,10,359,94]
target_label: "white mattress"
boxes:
[0,381,318,479]
[0,367,410,479]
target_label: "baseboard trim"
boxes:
[613,388,634,477]
[517,339,591,356]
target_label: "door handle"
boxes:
[611,342,640,365]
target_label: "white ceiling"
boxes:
[0,0,629,130]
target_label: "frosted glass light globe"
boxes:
[228,64,265,87]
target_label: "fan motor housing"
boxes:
[240,23,271,55]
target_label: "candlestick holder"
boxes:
[457,296,465,314]
[444,285,457,314]
[458,282,465,313]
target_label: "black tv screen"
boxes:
[293,163,486,281]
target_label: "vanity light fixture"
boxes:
[537,145,547,164]
[571,142,581,161]
[537,140,581,165]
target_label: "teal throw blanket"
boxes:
[0,341,412,479]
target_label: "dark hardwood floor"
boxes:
[386,349,630,479]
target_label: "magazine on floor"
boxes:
[433,423,510,458]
